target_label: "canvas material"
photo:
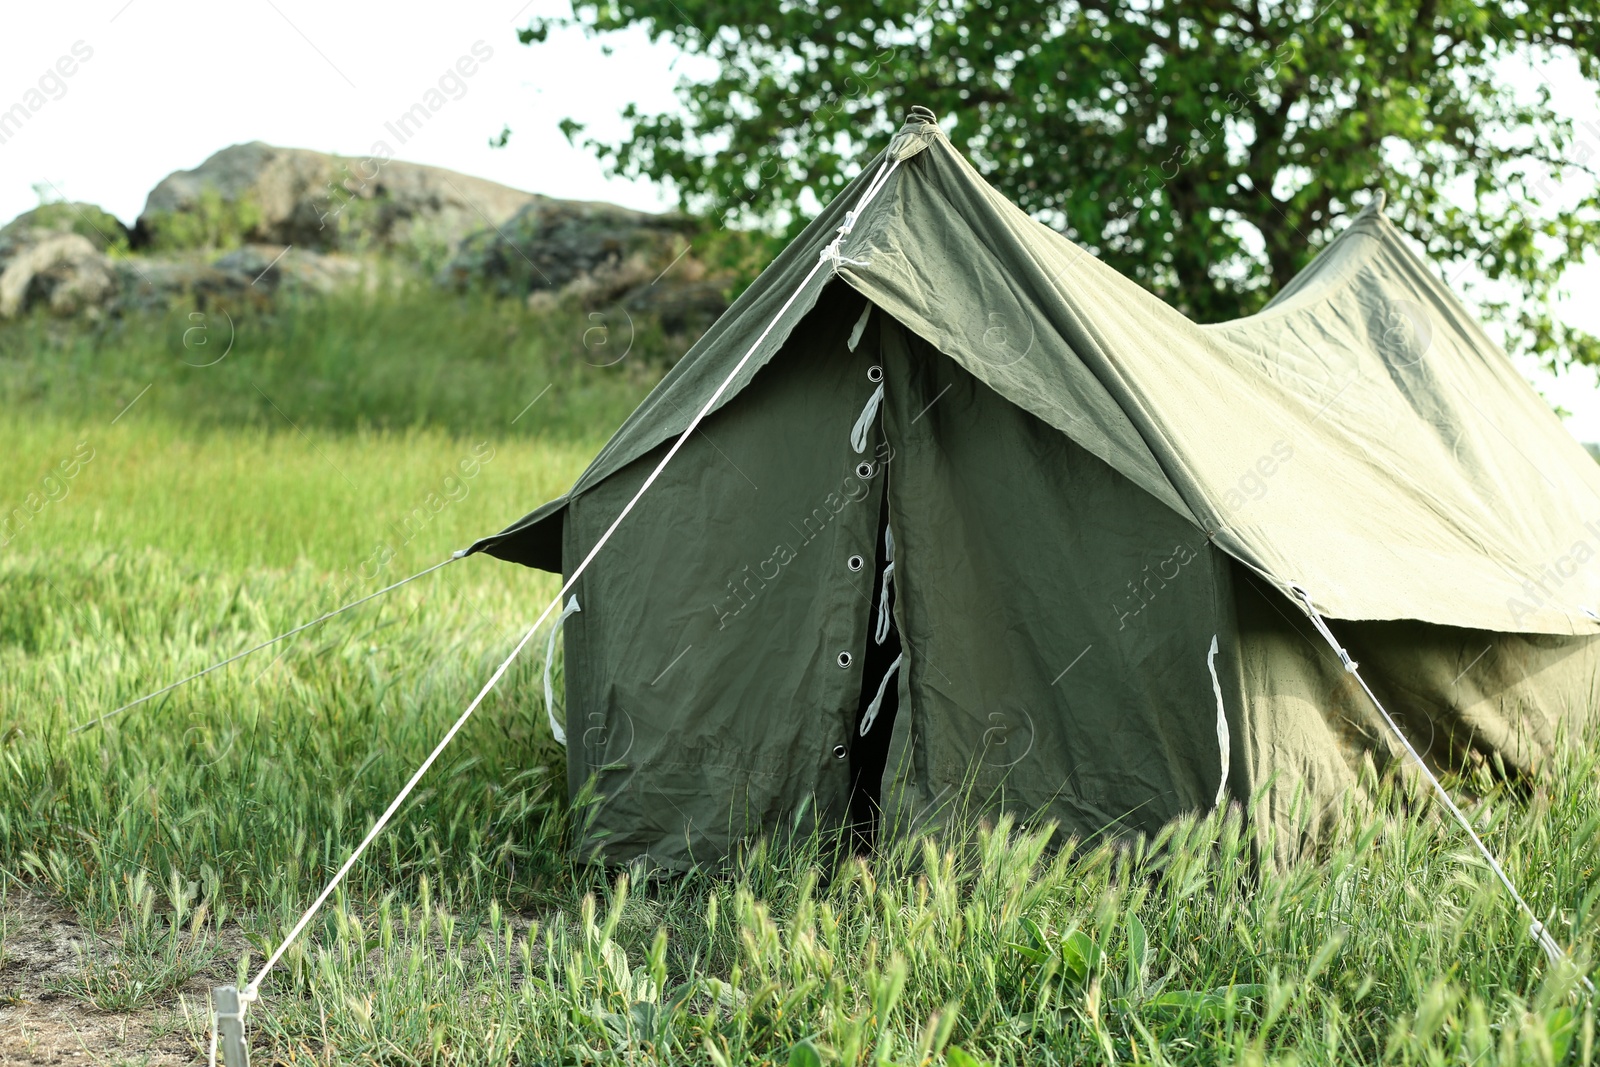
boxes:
[1230,564,1600,867]
[478,115,1600,636]
[835,131,1600,634]
[873,320,1237,845]
[467,141,919,573]
[467,113,1600,867]
[560,285,891,868]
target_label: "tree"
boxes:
[522,1,1600,367]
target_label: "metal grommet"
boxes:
[867,365,884,383]
[832,744,848,760]
[856,461,875,478]
[837,651,853,668]
[847,554,864,572]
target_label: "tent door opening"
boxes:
[848,488,902,844]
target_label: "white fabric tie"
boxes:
[819,161,896,273]
[543,595,582,745]
[851,383,885,453]
[1207,634,1229,809]
[875,524,896,644]
[875,561,896,645]
[821,247,872,271]
[848,303,873,351]
[859,652,902,736]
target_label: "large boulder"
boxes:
[0,145,740,334]
[0,201,130,254]
[0,219,359,319]
[441,198,681,296]
[441,199,731,335]
[0,233,118,319]
[135,142,540,254]
[115,245,363,313]
[210,244,362,294]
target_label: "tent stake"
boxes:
[211,986,250,1067]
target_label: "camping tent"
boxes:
[469,108,1600,870]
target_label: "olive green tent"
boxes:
[469,110,1600,870]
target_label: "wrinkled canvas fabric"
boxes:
[480,121,1600,637]
[1231,565,1599,867]
[873,320,1235,846]
[837,132,1600,636]
[472,114,1600,867]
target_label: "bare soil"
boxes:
[0,895,203,1066]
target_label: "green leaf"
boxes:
[1005,940,1050,965]
[1548,1006,1577,1063]
[1126,911,1149,997]
[1145,990,1229,1019]
[788,1038,823,1067]
[1218,984,1266,999]
[1146,983,1264,1020]
[1059,931,1099,986]
[947,1048,993,1067]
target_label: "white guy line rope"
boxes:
[1290,583,1594,994]
[74,554,464,733]
[245,612,547,996]
[240,154,905,1009]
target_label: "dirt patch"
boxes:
[0,894,207,1066]
[0,998,196,1066]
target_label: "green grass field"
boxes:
[1,293,1597,1065]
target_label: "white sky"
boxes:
[0,0,680,219]
[3,0,1599,437]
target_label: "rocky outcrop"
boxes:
[0,203,128,319]
[0,233,118,318]
[210,244,362,293]
[135,142,540,254]
[0,144,742,334]
[441,198,681,295]
[442,199,730,334]
[114,245,363,313]
[0,224,361,320]
[0,201,130,253]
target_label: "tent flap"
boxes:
[470,494,567,572]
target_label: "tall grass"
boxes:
[3,529,1596,1065]
[0,280,672,440]
[0,414,593,574]
[1,295,1598,1064]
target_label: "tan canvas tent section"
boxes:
[836,129,1600,636]
[474,111,1600,869]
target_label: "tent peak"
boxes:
[889,107,942,160]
